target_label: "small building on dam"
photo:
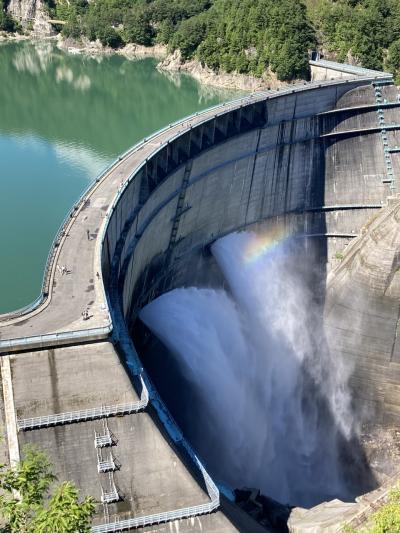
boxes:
[0,59,400,531]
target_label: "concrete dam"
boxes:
[0,59,400,531]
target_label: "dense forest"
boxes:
[1,0,400,82]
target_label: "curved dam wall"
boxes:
[102,80,389,312]
[101,77,400,420]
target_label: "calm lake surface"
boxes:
[0,41,236,313]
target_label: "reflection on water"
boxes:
[0,41,239,312]
[12,40,53,74]
[55,66,91,91]
[53,141,108,176]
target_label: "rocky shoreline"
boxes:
[53,34,299,91]
[0,31,30,43]
[56,36,168,61]
[157,49,299,92]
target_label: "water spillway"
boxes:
[139,232,364,508]
[1,62,400,531]
[101,73,400,515]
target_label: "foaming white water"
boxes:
[140,231,356,506]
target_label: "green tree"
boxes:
[0,445,95,533]
[370,485,400,533]
[387,39,400,83]
[170,14,207,59]
[0,0,18,32]
[122,5,154,45]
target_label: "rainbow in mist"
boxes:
[243,225,288,264]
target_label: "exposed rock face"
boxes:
[118,42,167,60]
[7,0,54,36]
[157,49,299,91]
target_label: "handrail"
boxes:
[91,499,219,533]
[17,376,148,430]
[0,324,112,353]
[0,90,266,324]
[17,402,143,431]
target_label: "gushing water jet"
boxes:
[139,230,366,508]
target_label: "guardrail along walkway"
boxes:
[17,378,149,431]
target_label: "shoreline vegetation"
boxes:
[1,0,400,89]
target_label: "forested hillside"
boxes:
[307,0,400,78]
[2,0,400,82]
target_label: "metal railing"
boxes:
[91,456,219,533]
[17,377,148,431]
[373,84,396,189]
[91,500,219,533]
[17,401,144,431]
[98,454,118,474]
[101,473,120,504]
[95,435,114,448]
[0,324,112,353]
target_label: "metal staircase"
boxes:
[373,81,397,189]
[95,419,117,448]
[101,472,121,504]
[97,450,119,474]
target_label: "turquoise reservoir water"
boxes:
[0,41,234,313]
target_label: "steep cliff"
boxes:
[7,0,54,35]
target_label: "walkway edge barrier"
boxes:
[17,376,149,430]
[0,324,112,354]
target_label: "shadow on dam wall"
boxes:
[100,79,395,518]
[125,129,376,508]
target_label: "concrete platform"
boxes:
[10,342,138,418]
[0,340,236,529]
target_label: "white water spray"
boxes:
[140,231,356,506]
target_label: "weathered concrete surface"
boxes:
[325,200,400,423]
[0,357,18,467]
[3,341,236,529]
[10,342,138,417]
